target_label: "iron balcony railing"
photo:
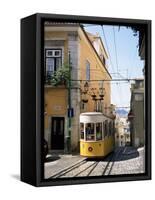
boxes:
[44,71,53,85]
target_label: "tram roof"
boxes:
[80,112,114,121]
[80,112,103,116]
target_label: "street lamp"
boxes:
[89,87,105,112]
[99,87,105,99]
[81,81,89,103]
[83,81,89,93]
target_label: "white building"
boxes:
[115,115,130,147]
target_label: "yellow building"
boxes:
[44,23,113,153]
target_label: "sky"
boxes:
[84,24,144,109]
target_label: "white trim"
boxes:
[84,123,86,141]
[46,49,62,57]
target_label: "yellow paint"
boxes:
[44,87,67,129]
[80,136,114,157]
[78,28,111,114]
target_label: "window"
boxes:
[135,94,143,101]
[104,120,108,137]
[86,60,90,80]
[85,123,94,141]
[80,123,84,139]
[102,56,105,66]
[96,123,102,140]
[46,49,61,57]
[45,49,62,77]
[80,102,85,110]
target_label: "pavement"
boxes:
[109,146,145,175]
[44,146,145,179]
[44,154,85,179]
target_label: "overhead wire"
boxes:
[101,25,116,76]
[101,25,121,108]
[84,24,132,107]
[112,26,124,107]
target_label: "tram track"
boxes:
[50,159,100,178]
[102,147,123,176]
[50,159,87,178]
[49,147,124,179]
[73,161,99,177]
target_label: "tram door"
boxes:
[51,117,64,150]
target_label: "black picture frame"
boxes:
[21,13,151,187]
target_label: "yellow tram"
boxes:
[80,112,115,157]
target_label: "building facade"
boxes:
[44,23,113,153]
[129,79,144,147]
[128,27,145,148]
[115,115,130,147]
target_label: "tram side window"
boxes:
[104,120,108,137]
[110,121,113,136]
[80,123,84,139]
[96,123,102,140]
[86,123,94,141]
[109,122,112,136]
[113,121,116,135]
[103,122,105,138]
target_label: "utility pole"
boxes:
[66,51,72,153]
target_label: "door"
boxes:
[51,117,64,150]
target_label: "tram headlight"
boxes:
[88,147,93,152]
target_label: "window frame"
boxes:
[45,48,62,76]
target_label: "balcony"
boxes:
[44,68,69,87]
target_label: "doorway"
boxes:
[51,117,64,150]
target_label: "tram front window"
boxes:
[80,123,84,139]
[96,123,102,140]
[86,123,94,141]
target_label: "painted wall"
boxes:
[44,87,68,149]
[132,97,144,147]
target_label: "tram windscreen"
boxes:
[85,123,94,141]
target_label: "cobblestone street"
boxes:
[44,146,145,179]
